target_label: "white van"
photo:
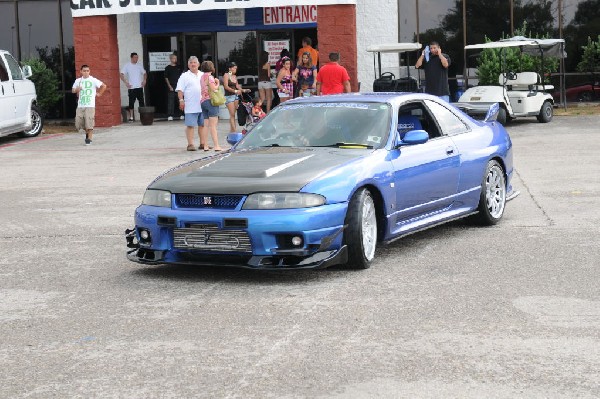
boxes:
[0,49,43,138]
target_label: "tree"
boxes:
[563,0,600,72]
[577,35,600,73]
[475,25,559,85]
[21,58,63,114]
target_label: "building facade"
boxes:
[70,0,399,127]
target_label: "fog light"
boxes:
[140,229,150,240]
[291,236,303,246]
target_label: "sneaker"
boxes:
[180,115,185,120]
[167,116,174,121]
[128,118,134,122]
[85,138,92,145]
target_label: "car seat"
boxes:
[397,114,422,139]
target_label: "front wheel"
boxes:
[471,160,506,226]
[537,101,553,123]
[497,107,508,125]
[20,105,44,137]
[343,188,378,269]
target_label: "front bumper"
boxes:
[125,202,349,270]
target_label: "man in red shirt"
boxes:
[316,52,351,95]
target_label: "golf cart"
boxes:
[455,36,566,125]
[366,43,422,92]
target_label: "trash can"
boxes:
[139,106,155,126]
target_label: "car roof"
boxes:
[285,92,437,105]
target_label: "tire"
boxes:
[537,101,553,123]
[497,107,507,125]
[20,105,44,137]
[471,160,506,226]
[343,188,378,269]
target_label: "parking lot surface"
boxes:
[1,116,599,398]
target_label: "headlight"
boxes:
[242,193,325,210]
[142,189,172,207]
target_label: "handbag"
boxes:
[210,88,225,107]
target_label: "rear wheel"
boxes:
[20,105,44,137]
[537,101,553,123]
[343,188,377,269]
[471,160,506,226]
[497,107,507,125]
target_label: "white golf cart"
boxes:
[366,43,422,92]
[455,36,566,125]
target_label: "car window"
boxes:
[4,53,23,81]
[424,100,469,136]
[238,102,392,149]
[398,101,443,139]
[0,57,9,82]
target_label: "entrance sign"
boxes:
[148,52,172,72]
[264,6,317,25]
[71,0,356,18]
[264,40,290,65]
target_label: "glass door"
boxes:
[184,34,215,67]
[144,35,179,116]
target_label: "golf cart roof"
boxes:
[465,36,566,58]
[366,43,422,53]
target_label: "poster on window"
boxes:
[264,41,290,65]
[72,0,355,18]
[149,52,172,72]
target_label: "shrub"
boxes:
[577,35,600,73]
[21,58,63,114]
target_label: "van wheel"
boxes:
[537,101,553,123]
[20,105,44,137]
[343,188,377,269]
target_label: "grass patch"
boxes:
[555,103,600,116]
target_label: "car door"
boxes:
[3,52,29,126]
[0,55,12,131]
[391,101,461,225]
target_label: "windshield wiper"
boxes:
[315,142,374,149]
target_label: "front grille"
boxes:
[175,194,243,209]
[173,224,252,253]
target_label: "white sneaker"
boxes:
[167,116,174,121]
[180,115,185,120]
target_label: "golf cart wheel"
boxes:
[537,101,553,123]
[20,105,44,137]
[497,107,507,125]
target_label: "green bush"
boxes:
[476,26,559,85]
[577,35,600,73]
[21,58,63,114]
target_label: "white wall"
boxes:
[356,0,399,92]
[117,13,144,111]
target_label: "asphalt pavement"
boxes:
[1,115,599,398]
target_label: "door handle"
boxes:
[446,146,455,155]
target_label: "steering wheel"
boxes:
[506,70,518,81]
[274,132,305,147]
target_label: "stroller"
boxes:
[237,92,262,134]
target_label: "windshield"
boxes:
[237,102,392,149]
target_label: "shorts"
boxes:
[258,81,272,90]
[75,107,95,130]
[201,99,220,119]
[225,95,238,104]
[184,112,204,127]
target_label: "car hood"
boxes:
[149,147,369,194]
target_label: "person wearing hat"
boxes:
[223,61,250,133]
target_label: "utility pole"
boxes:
[510,0,514,36]
[463,0,467,87]
[14,0,22,61]
[416,0,420,44]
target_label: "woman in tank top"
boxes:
[276,57,293,103]
[223,61,250,133]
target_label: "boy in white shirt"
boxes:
[72,64,107,145]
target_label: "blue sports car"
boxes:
[126,93,516,270]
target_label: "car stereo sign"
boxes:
[71,0,355,17]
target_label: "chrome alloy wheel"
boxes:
[361,195,377,261]
[485,164,506,219]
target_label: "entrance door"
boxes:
[145,35,180,116]
[184,34,214,65]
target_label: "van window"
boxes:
[4,53,23,81]
[0,57,9,82]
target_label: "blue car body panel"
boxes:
[127,93,514,269]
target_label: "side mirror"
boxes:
[226,132,244,146]
[397,129,429,146]
[22,65,33,78]
[483,102,500,123]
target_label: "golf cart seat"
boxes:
[499,72,554,92]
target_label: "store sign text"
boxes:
[71,0,354,17]
[263,6,317,25]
